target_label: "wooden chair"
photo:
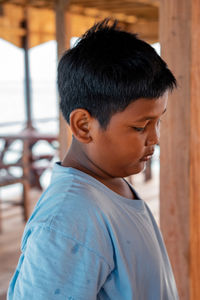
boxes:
[0,133,57,232]
[0,163,30,233]
[0,134,31,233]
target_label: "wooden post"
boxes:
[190,1,200,298]
[159,0,200,299]
[21,8,33,129]
[55,0,72,160]
[22,139,30,220]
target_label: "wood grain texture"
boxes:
[160,0,200,299]
[190,0,200,298]
[159,0,191,299]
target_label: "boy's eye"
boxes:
[132,126,145,132]
[132,118,162,133]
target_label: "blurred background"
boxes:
[0,1,199,300]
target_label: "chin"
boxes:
[107,161,146,178]
[125,161,146,177]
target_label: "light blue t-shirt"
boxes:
[7,163,179,300]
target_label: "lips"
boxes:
[140,150,154,162]
[140,155,152,162]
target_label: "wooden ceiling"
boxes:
[0,0,159,11]
[0,0,159,48]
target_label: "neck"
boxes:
[62,139,115,181]
[61,140,135,200]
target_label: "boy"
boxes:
[8,20,179,299]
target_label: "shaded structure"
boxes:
[0,0,159,48]
[0,1,200,299]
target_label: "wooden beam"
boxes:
[159,0,200,299]
[190,1,200,298]
[70,2,158,20]
[68,5,158,43]
[69,4,158,36]
[127,20,158,42]
[70,0,159,7]
[0,26,54,36]
[0,26,25,35]
[69,5,136,23]
[67,12,104,37]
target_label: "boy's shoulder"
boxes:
[22,164,115,259]
[43,163,124,213]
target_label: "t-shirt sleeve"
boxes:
[8,225,111,300]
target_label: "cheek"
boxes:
[111,134,145,162]
[90,130,146,163]
[131,136,144,150]
[125,133,145,153]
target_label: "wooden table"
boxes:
[0,128,58,190]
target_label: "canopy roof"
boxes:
[0,0,159,48]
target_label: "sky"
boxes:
[0,39,57,81]
[0,39,58,126]
[0,38,160,82]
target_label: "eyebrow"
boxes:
[135,108,167,122]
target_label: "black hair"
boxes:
[58,19,176,129]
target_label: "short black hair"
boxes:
[58,19,176,129]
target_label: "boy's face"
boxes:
[87,93,168,177]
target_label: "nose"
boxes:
[145,126,160,146]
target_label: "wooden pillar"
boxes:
[55,0,72,160]
[22,8,33,129]
[159,0,200,299]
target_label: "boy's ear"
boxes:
[69,109,93,143]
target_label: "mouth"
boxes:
[140,155,152,162]
[139,151,154,162]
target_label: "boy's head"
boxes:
[58,19,176,130]
[58,19,176,177]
